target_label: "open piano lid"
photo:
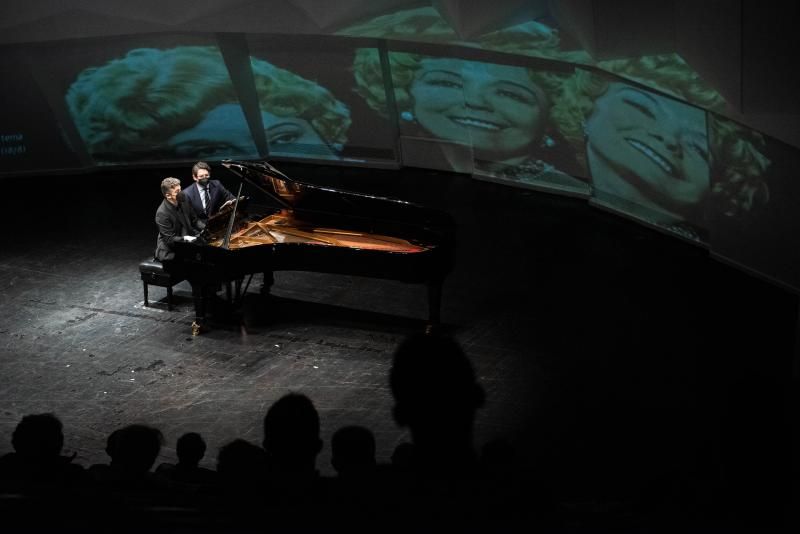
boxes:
[220,159,454,238]
[221,159,302,209]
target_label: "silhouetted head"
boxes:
[217,438,268,489]
[331,425,376,476]
[105,424,164,474]
[390,334,484,457]
[11,413,64,460]
[262,393,322,471]
[176,432,206,467]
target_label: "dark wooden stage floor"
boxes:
[0,162,795,524]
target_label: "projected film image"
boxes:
[707,114,771,223]
[337,6,723,112]
[706,116,800,291]
[337,6,589,64]
[389,52,587,193]
[58,34,386,166]
[543,67,711,241]
[58,38,257,164]
[246,60,349,161]
[341,5,592,193]
[246,35,398,164]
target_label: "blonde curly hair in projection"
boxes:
[338,6,457,43]
[66,46,351,160]
[341,6,588,119]
[549,54,770,216]
[708,114,770,216]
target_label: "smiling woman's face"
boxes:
[167,103,333,158]
[409,58,546,162]
[585,83,710,220]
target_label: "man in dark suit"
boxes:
[183,161,235,220]
[155,177,205,262]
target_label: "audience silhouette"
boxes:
[262,393,323,480]
[331,425,376,479]
[1,331,755,532]
[0,414,89,531]
[89,424,165,493]
[329,424,387,527]
[261,392,333,529]
[389,334,485,475]
[0,413,86,493]
[156,432,217,487]
[387,333,507,529]
[262,393,326,493]
[215,436,269,524]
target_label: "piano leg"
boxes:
[260,271,275,296]
[427,278,443,332]
[190,281,208,335]
[235,278,243,301]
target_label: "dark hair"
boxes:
[176,432,206,464]
[12,413,64,458]
[192,161,211,177]
[262,393,320,459]
[106,424,164,473]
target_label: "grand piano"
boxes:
[173,160,456,334]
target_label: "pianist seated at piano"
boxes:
[183,161,236,221]
[155,177,206,263]
[65,46,352,163]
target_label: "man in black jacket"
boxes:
[155,177,205,262]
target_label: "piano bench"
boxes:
[139,258,184,310]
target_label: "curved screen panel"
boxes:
[569,71,712,243]
[336,6,723,112]
[708,115,800,292]
[245,35,398,166]
[42,34,258,165]
[375,48,589,195]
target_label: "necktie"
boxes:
[203,187,211,215]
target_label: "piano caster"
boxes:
[191,321,204,336]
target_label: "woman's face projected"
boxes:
[409,58,546,163]
[167,103,333,158]
[585,83,710,221]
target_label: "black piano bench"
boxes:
[139,258,184,310]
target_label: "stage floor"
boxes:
[0,164,795,513]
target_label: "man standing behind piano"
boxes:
[182,161,236,221]
[155,177,206,262]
